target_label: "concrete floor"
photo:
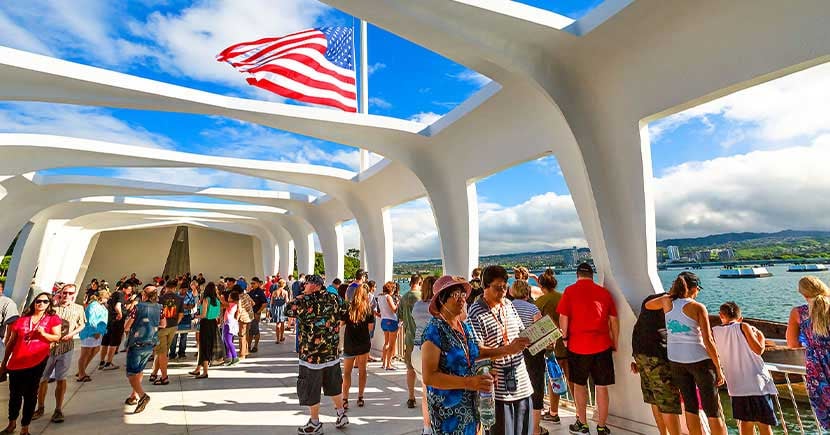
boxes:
[1,328,648,435]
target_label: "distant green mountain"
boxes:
[657,230,830,248]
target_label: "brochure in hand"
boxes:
[519,316,562,355]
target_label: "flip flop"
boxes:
[77,375,92,382]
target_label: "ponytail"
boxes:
[669,276,689,300]
[799,276,830,337]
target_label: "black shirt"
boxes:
[159,292,184,328]
[343,311,375,356]
[632,294,668,358]
[248,288,268,313]
[107,290,126,323]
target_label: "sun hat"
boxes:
[429,275,472,316]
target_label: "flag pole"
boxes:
[359,19,369,172]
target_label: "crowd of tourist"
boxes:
[0,261,827,435]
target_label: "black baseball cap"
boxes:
[576,263,594,274]
[305,274,325,287]
[251,277,262,283]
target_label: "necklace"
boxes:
[440,311,471,367]
[26,314,47,344]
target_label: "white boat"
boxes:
[718,266,773,279]
[788,264,829,272]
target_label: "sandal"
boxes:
[343,398,349,410]
[125,396,138,405]
[357,397,365,408]
[148,374,158,383]
[77,375,92,382]
[153,376,169,385]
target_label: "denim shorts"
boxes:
[380,319,399,332]
[126,345,155,376]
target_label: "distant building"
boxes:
[696,250,711,262]
[578,250,592,261]
[667,245,681,261]
[718,248,735,261]
[569,246,579,266]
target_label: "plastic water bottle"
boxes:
[477,367,496,429]
[546,353,568,396]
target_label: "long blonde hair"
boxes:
[348,283,371,323]
[798,276,830,337]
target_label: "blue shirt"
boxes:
[423,317,480,435]
[127,302,161,348]
[327,285,339,296]
[79,301,108,340]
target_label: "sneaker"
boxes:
[406,398,416,408]
[32,407,45,421]
[134,394,151,414]
[542,413,561,424]
[298,419,323,434]
[597,426,611,434]
[335,412,349,429]
[51,410,65,423]
[569,420,590,434]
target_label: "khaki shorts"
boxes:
[155,326,177,354]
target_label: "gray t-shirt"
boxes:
[0,296,20,337]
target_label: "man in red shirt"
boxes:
[557,263,619,435]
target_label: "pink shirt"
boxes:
[7,314,61,370]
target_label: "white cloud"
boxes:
[368,62,386,75]
[140,0,329,86]
[369,97,392,110]
[409,112,443,125]
[650,62,830,146]
[0,103,174,149]
[0,1,152,66]
[654,134,830,238]
[449,69,492,87]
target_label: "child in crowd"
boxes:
[712,302,778,435]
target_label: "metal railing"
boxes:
[762,362,822,435]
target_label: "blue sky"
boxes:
[1,1,829,261]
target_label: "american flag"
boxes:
[217,27,357,112]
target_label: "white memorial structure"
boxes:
[0,0,827,426]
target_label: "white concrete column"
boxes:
[32,219,71,292]
[7,219,54,303]
[353,206,392,284]
[316,221,344,281]
[424,178,479,277]
[4,221,35,304]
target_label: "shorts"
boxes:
[155,326,177,354]
[523,350,546,410]
[568,348,615,386]
[731,395,778,426]
[411,346,423,378]
[404,341,414,369]
[669,359,723,418]
[81,336,103,348]
[381,319,399,332]
[297,364,343,406]
[126,344,155,376]
[101,320,125,347]
[249,317,260,336]
[633,354,682,414]
[41,352,72,381]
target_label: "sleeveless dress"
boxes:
[271,293,287,323]
[798,305,830,430]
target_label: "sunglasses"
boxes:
[34,299,50,305]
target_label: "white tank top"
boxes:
[665,298,709,363]
[378,294,397,321]
[712,322,777,396]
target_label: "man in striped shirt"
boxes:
[468,265,534,435]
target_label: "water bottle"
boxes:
[546,353,568,396]
[477,367,496,429]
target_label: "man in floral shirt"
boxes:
[285,274,349,434]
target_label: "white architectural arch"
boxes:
[0,0,827,425]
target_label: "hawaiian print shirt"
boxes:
[423,317,480,435]
[285,289,348,365]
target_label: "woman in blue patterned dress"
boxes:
[786,276,830,431]
[421,276,529,435]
